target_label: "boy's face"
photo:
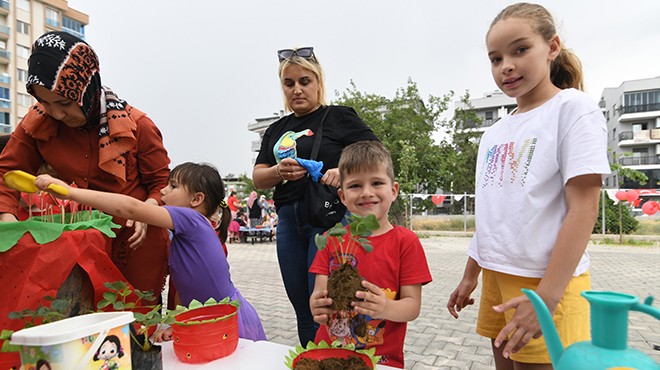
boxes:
[338,163,398,227]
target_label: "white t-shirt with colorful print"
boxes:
[468,88,610,278]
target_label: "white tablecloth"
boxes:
[160,339,396,369]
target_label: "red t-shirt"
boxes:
[309,226,432,369]
[227,195,239,212]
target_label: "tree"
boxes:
[334,78,478,224]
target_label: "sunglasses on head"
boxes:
[277,47,315,62]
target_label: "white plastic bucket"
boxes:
[10,312,134,370]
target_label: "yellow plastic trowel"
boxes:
[3,170,69,196]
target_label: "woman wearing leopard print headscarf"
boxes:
[0,31,171,299]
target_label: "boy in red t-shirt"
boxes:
[309,141,432,369]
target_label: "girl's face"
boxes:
[281,64,320,117]
[31,85,87,128]
[161,177,194,208]
[486,17,560,109]
[97,340,118,360]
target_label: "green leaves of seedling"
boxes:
[314,213,379,254]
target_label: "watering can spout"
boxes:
[521,288,564,367]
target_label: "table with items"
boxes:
[239,226,273,244]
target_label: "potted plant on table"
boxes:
[97,281,164,370]
[285,340,380,370]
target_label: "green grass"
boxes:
[635,218,660,235]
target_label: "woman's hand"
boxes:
[0,213,17,222]
[320,168,340,188]
[278,158,306,182]
[310,288,334,325]
[493,295,544,359]
[126,219,148,249]
[353,280,388,320]
[126,198,159,250]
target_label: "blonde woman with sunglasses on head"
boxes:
[252,47,379,346]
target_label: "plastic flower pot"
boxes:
[171,303,239,364]
[292,348,374,368]
[284,340,380,370]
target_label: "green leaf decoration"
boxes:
[112,301,124,310]
[103,291,118,302]
[163,297,241,326]
[283,340,381,369]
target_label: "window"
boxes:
[62,16,84,38]
[632,148,648,157]
[17,69,28,82]
[18,93,32,106]
[16,0,30,11]
[632,123,648,132]
[0,87,9,109]
[485,111,494,120]
[16,20,30,35]
[17,45,30,59]
[623,89,660,112]
[0,40,5,49]
[0,112,9,126]
[46,8,60,28]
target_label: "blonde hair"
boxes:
[278,53,327,112]
[339,141,394,186]
[488,2,584,91]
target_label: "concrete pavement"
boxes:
[226,237,660,369]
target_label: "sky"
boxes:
[65,0,660,177]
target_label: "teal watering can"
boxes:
[522,289,660,370]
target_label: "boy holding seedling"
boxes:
[309,140,432,369]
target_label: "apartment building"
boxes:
[455,90,516,133]
[247,110,285,165]
[0,0,88,133]
[601,76,660,188]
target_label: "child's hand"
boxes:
[352,280,388,320]
[447,277,477,319]
[310,289,333,325]
[493,296,543,359]
[154,326,173,342]
[35,174,71,199]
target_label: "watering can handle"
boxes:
[631,295,660,320]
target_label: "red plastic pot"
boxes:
[0,352,21,369]
[171,303,238,364]
[292,348,373,368]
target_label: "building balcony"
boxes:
[62,27,85,40]
[619,103,660,123]
[0,50,9,65]
[0,0,9,15]
[0,73,9,85]
[618,129,660,147]
[0,124,10,133]
[619,155,660,166]
[0,24,9,40]
[251,140,261,152]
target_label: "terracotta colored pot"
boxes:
[0,351,21,370]
[171,304,238,364]
[292,348,373,368]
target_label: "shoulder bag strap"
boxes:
[310,106,331,161]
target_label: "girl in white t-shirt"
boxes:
[446,3,610,369]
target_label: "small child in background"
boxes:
[36,162,266,341]
[309,141,432,369]
[446,3,610,369]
